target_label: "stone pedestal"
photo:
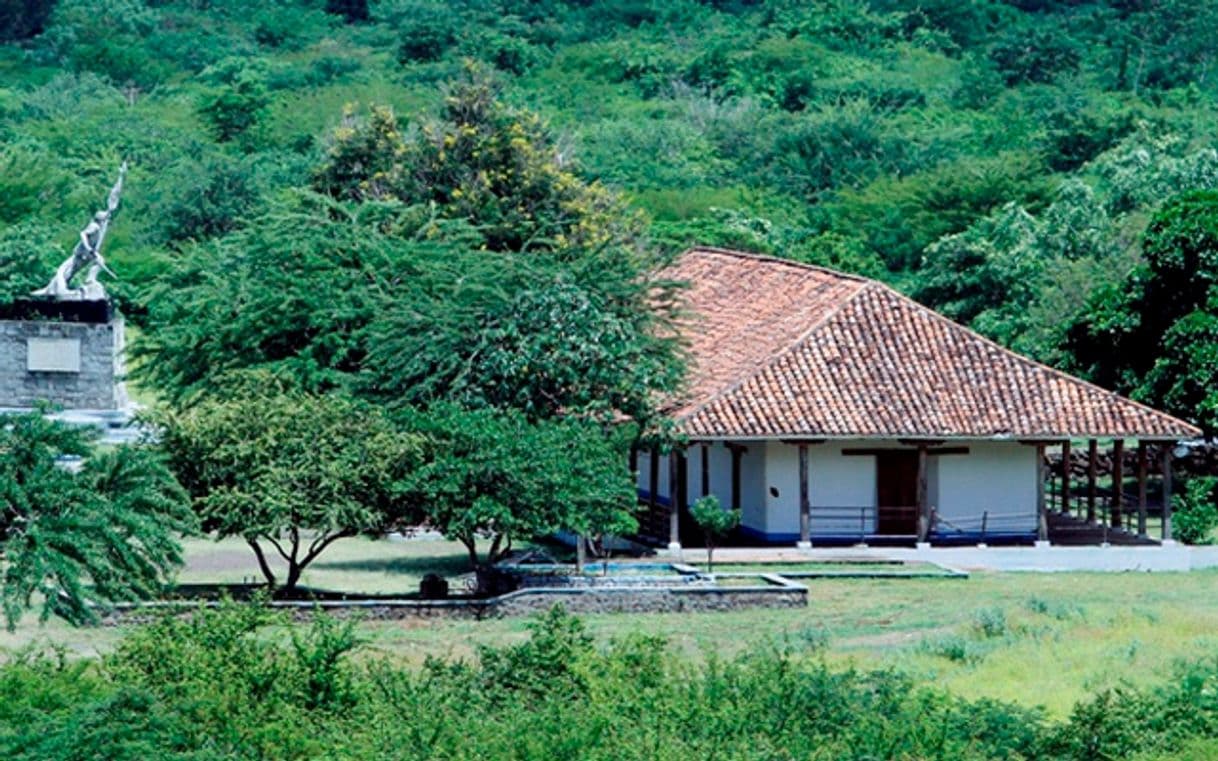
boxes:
[0,299,127,411]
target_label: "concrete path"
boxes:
[667,543,1218,573]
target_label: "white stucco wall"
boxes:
[762,441,878,538]
[634,449,670,501]
[934,442,1038,535]
[752,439,1036,540]
[737,443,766,531]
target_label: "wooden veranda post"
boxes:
[648,447,659,512]
[667,450,685,549]
[798,444,811,547]
[1087,439,1098,523]
[916,445,929,543]
[1111,439,1125,528]
[700,443,710,497]
[1163,445,1174,541]
[1136,441,1149,538]
[1061,440,1072,514]
[1036,443,1048,542]
[727,444,745,511]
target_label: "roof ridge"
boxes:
[672,277,875,424]
[684,246,873,284]
[865,281,1202,437]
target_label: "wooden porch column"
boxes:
[916,445,930,543]
[667,450,685,549]
[700,443,710,497]
[727,444,745,511]
[1087,439,1098,523]
[1111,439,1125,528]
[1061,440,1072,515]
[648,446,659,512]
[798,444,811,548]
[1163,445,1174,541]
[1136,441,1149,538]
[1036,443,1048,542]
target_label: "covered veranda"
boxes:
[634,436,1188,550]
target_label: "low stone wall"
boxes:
[100,578,808,625]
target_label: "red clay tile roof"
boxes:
[662,247,1200,440]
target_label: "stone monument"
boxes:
[0,164,130,420]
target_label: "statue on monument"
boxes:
[33,162,127,302]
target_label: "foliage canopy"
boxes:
[155,384,421,592]
[0,412,195,627]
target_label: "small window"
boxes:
[769,486,779,498]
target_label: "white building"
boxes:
[636,248,1199,548]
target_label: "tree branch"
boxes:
[247,539,277,588]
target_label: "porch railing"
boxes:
[1046,473,1166,542]
[798,505,920,542]
[931,509,1038,541]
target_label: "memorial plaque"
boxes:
[27,337,82,373]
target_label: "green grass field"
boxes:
[4,535,1216,719]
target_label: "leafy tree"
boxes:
[1067,190,1218,432]
[146,153,263,245]
[325,0,368,24]
[198,59,269,145]
[314,71,683,425]
[397,15,457,64]
[689,495,739,573]
[134,191,463,404]
[0,412,195,627]
[988,26,1081,85]
[315,66,648,255]
[365,268,681,423]
[0,222,53,307]
[395,403,637,568]
[0,0,56,41]
[156,384,421,594]
[43,0,169,86]
[1172,477,1218,545]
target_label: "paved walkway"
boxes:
[666,543,1218,573]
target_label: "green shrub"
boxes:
[1174,477,1218,545]
[973,607,1008,638]
[29,605,1218,760]
[920,633,988,664]
[1025,596,1086,622]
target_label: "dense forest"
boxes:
[3,0,1218,429]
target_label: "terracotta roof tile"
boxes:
[663,248,1199,440]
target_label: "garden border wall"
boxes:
[100,576,808,626]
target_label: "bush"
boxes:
[33,604,1218,759]
[973,607,1008,638]
[397,15,457,64]
[920,633,989,664]
[0,0,55,41]
[0,222,54,306]
[1174,477,1218,545]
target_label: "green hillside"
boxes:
[4,0,1218,426]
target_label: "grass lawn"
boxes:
[4,535,1218,719]
[172,535,477,594]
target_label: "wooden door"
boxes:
[876,451,918,535]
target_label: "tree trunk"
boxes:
[283,562,304,596]
[461,535,479,570]
[248,539,276,589]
